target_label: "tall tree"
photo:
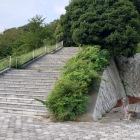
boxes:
[43,20,58,45]
[131,0,140,14]
[59,0,87,46]
[12,15,48,56]
[55,22,64,42]
[0,15,59,58]
[22,15,46,51]
[0,28,24,58]
[60,0,140,57]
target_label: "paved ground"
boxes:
[0,109,140,140]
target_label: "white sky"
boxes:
[0,0,69,32]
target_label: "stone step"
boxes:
[27,59,66,63]
[1,75,59,79]
[1,77,58,81]
[33,61,66,64]
[27,68,63,71]
[56,48,79,51]
[10,69,61,73]
[35,56,69,59]
[27,65,64,68]
[0,86,53,90]
[3,72,60,76]
[0,84,53,88]
[56,51,78,53]
[0,101,45,110]
[5,73,60,77]
[27,67,63,71]
[27,64,64,67]
[0,106,48,116]
[56,50,78,52]
[0,93,47,99]
[56,54,77,56]
[37,54,71,58]
[0,112,41,118]
[0,82,54,87]
[0,83,54,87]
[34,59,66,61]
[0,89,50,94]
[2,75,59,79]
[38,56,70,59]
[29,60,67,64]
[56,51,79,54]
[1,77,59,81]
[1,79,55,83]
[0,97,44,104]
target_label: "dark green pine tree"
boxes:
[59,0,140,57]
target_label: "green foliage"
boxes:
[131,0,140,14]
[43,20,58,46]
[137,43,140,53]
[0,28,24,58]
[0,15,58,58]
[59,0,140,57]
[15,15,46,52]
[47,77,88,121]
[55,22,64,42]
[42,46,109,121]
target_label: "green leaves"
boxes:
[43,46,109,121]
[0,28,24,58]
[59,0,140,57]
[0,15,58,58]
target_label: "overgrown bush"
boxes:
[41,46,109,121]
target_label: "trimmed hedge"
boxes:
[42,46,109,121]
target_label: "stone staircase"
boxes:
[0,47,79,116]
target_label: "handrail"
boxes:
[0,57,10,71]
[0,41,63,71]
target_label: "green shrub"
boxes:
[137,43,140,53]
[41,45,109,121]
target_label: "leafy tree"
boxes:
[43,20,58,45]
[0,28,24,58]
[0,15,60,58]
[21,15,46,51]
[11,15,45,56]
[131,0,140,14]
[58,0,87,46]
[60,0,140,57]
[12,16,58,56]
[55,22,64,42]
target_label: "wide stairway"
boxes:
[0,47,79,116]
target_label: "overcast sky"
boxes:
[0,0,69,33]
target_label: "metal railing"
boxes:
[0,41,63,71]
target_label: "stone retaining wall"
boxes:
[92,59,126,121]
[116,54,140,97]
[116,54,140,112]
